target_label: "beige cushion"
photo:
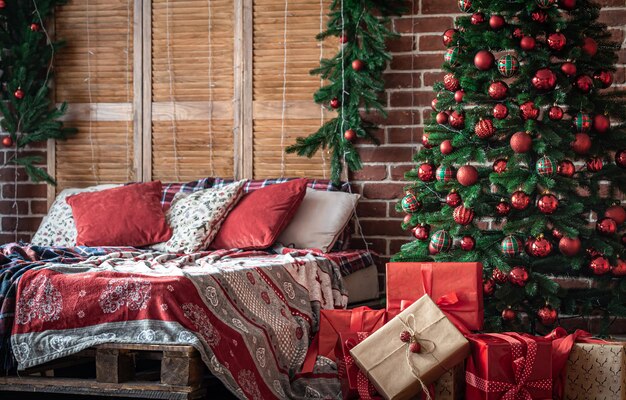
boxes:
[277,188,360,252]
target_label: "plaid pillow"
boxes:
[160,178,214,208]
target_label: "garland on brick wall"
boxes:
[0,0,75,184]
[286,0,405,185]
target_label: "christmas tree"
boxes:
[0,0,75,184]
[393,0,626,333]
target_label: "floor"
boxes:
[3,392,238,400]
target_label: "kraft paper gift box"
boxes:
[349,295,470,400]
[563,341,626,400]
[386,262,483,331]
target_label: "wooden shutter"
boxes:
[148,0,235,182]
[251,0,332,179]
[53,0,140,193]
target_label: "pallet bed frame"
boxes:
[0,343,214,399]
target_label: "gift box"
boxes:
[350,295,470,400]
[563,341,626,400]
[336,332,381,400]
[386,262,483,331]
[465,332,553,400]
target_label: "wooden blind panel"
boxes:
[252,0,332,179]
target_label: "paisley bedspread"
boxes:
[3,244,362,399]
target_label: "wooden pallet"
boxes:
[0,343,212,399]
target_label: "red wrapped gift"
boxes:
[386,262,483,331]
[336,332,382,400]
[465,332,553,400]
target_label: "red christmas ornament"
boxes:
[520,101,539,120]
[400,330,411,343]
[14,88,24,99]
[475,119,496,139]
[418,163,436,182]
[492,268,508,284]
[525,236,537,255]
[493,103,509,119]
[531,10,548,23]
[593,114,610,134]
[593,70,613,89]
[489,15,505,30]
[559,236,581,256]
[453,205,475,225]
[547,32,566,51]
[344,129,356,142]
[510,131,532,153]
[471,12,485,25]
[582,37,598,57]
[483,279,495,295]
[442,29,458,46]
[457,165,478,186]
[431,98,438,111]
[589,256,611,275]
[436,112,449,125]
[538,193,559,214]
[30,23,40,32]
[496,200,511,216]
[557,160,575,177]
[446,190,462,207]
[549,106,564,121]
[586,157,603,172]
[559,0,576,10]
[616,150,626,168]
[409,342,421,354]
[493,159,508,173]
[612,259,626,276]
[422,133,433,149]
[552,228,563,240]
[575,75,593,93]
[605,205,626,225]
[440,140,453,155]
[460,235,476,251]
[538,306,558,325]
[1,136,13,147]
[488,81,508,100]
[412,224,431,241]
[0,1,5,8]
[351,59,365,71]
[530,236,553,257]
[532,68,557,91]
[339,34,349,44]
[449,111,465,129]
[330,98,340,109]
[511,190,531,210]
[502,308,517,321]
[513,28,524,39]
[571,133,592,155]
[474,50,495,71]
[520,36,536,51]
[509,266,529,287]
[444,73,460,91]
[596,217,617,235]
[454,90,465,103]
[561,62,577,77]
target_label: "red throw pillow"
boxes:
[67,181,172,247]
[211,178,308,250]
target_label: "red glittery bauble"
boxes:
[508,266,529,287]
[559,0,576,10]
[520,101,539,120]
[559,236,581,256]
[582,37,598,57]
[511,190,531,210]
[418,163,436,182]
[431,98,438,111]
[422,133,433,149]
[510,131,532,153]
[538,306,558,325]
[344,129,356,141]
[460,235,476,251]
[30,23,40,32]
[351,59,365,71]
[488,81,508,100]
[440,140,453,155]
[474,50,495,71]
[436,112,449,125]
[471,12,485,25]
[557,160,576,177]
[502,308,517,321]
[444,73,460,91]
[2,136,13,147]
[493,159,508,173]
[409,342,421,354]
[489,15,505,30]
[538,193,559,214]
[457,165,479,186]
[475,119,496,139]
[596,217,617,235]
[520,36,536,51]
[442,29,458,46]
[532,68,557,91]
[594,70,613,89]
[496,201,511,216]
[454,90,465,103]
[548,32,567,51]
[575,75,593,93]
[586,157,603,172]
[530,236,553,257]
[330,98,340,109]
[605,205,626,225]
[449,111,465,129]
[615,150,626,168]
[549,106,564,121]
[339,34,349,44]
[589,256,611,275]
[412,224,431,241]
[446,191,462,207]
[493,103,509,119]
[612,259,626,276]
[532,10,548,23]
[492,268,508,284]
[483,279,496,295]
[593,114,610,134]
[571,133,592,155]
[453,205,475,225]
[14,89,24,99]
[561,62,577,77]
[525,236,537,255]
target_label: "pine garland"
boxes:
[286,0,405,185]
[0,0,75,184]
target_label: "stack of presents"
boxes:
[303,262,626,399]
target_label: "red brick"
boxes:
[599,9,626,26]
[2,216,43,232]
[0,233,31,243]
[421,0,459,14]
[0,200,28,215]
[390,54,443,70]
[356,201,388,218]
[385,73,422,89]
[386,35,415,52]
[389,90,437,108]
[359,146,413,162]
[2,183,47,199]
[362,183,406,200]
[388,127,423,144]
[423,72,446,87]
[349,237,387,253]
[390,165,413,181]
[351,165,388,181]
[30,200,49,214]
[360,219,408,237]
[367,110,421,126]
[419,35,445,52]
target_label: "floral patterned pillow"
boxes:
[155,180,245,253]
[31,184,121,247]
